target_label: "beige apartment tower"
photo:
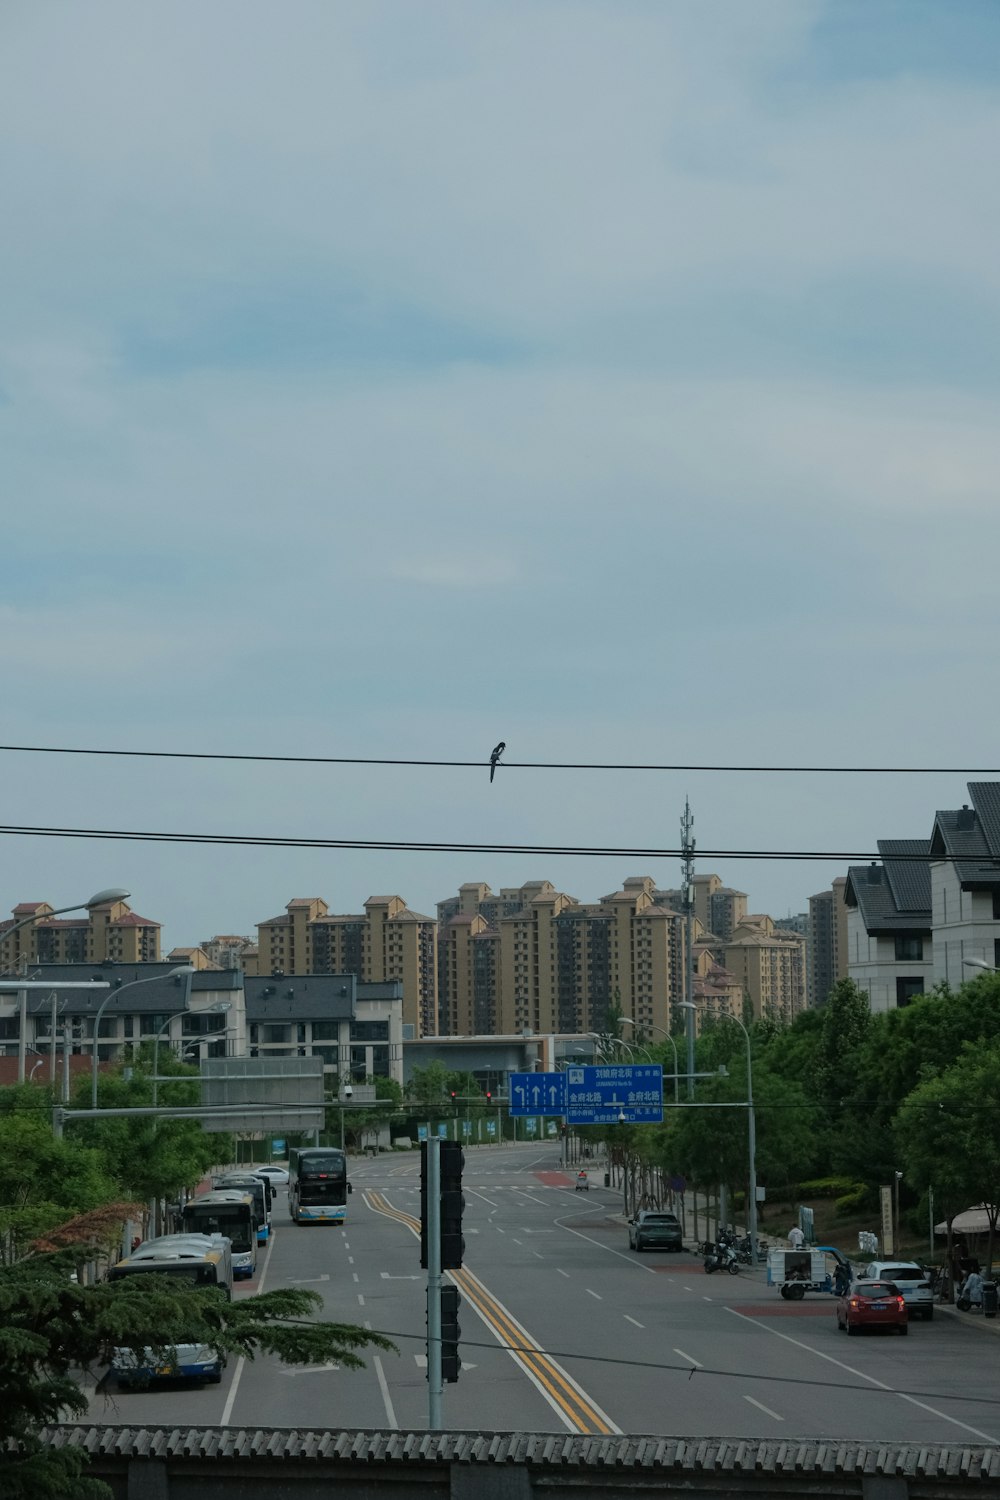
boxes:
[0,898,161,969]
[721,914,807,1022]
[253,895,437,1036]
[436,876,684,1041]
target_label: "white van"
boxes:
[863,1260,934,1321]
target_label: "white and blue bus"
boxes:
[289,1147,352,1224]
[214,1171,272,1245]
[108,1232,232,1386]
[181,1190,257,1278]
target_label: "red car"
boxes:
[837,1279,908,1335]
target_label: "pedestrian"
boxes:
[833,1260,851,1298]
[788,1223,805,1250]
[959,1268,984,1310]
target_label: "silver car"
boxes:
[863,1260,934,1321]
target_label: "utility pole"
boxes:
[681,798,696,1099]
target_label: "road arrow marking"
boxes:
[380,1272,421,1280]
[279,1363,341,1377]
[285,1274,330,1284]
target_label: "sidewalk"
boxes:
[934,1299,1000,1334]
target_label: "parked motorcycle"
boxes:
[703,1242,740,1275]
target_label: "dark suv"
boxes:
[628,1210,683,1253]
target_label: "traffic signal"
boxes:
[420,1141,465,1271]
[440,1140,465,1270]
[440,1284,461,1383]
[485,1090,492,1102]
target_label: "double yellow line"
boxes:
[364,1191,618,1435]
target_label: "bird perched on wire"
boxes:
[489,742,506,783]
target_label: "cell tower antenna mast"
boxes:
[681,798,696,1099]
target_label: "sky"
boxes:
[1,1,999,949]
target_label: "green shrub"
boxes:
[834,1183,873,1217]
[798,1176,862,1199]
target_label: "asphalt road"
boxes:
[79,1144,1000,1441]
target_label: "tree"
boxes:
[68,1059,223,1210]
[0,1090,120,1266]
[328,1075,404,1150]
[406,1061,451,1108]
[0,1247,394,1500]
[895,1043,1000,1273]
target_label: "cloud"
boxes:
[0,1,997,940]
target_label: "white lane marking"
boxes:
[512,1238,524,1246]
[221,1236,274,1425]
[745,1394,784,1421]
[373,1356,397,1426]
[625,1315,644,1329]
[347,1256,354,1264]
[586,1288,602,1300]
[674,1347,702,1368]
[352,1272,359,1282]
[357,1294,365,1306]
[465,1188,499,1209]
[495,1227,506,1234]
[553,1217,657,1272]
[725,1308,1000,1444]
[557,1268,571,1278]
[533,1251,545,1259]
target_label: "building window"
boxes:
[894,936,923,962]
[350,1021,389,1042]
[262,1024,291,1044]
[896,977,924,1007]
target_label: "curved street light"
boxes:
[680,999,758,1266]
[151,1001,231,1107]
[5,887,130,1083]
[620,1018,677,1100]
[92,964,196,1109]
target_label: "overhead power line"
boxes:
[0,741,997,775]
[0,820,980,862]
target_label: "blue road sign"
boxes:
[564,1064,663,1125]
[509,1071,567,1117]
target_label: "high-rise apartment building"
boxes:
[721,914,807,1022]
[200,934,256,970]
[436,876,683,1039]
[807,877,848,1006]
[657,873,748,943]
[0,898,160,970]
[251,895,437,1036]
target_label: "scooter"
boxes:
[703,1242,740,1275]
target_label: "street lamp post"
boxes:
[151,998,229,1108]
[620,1018,680,1104]
[3,887,130,1082]
[680,1000,758,1266]
[93,964,196,1109]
